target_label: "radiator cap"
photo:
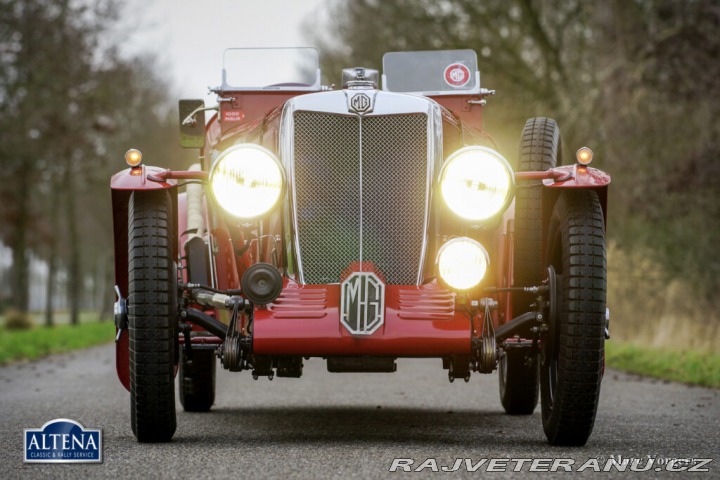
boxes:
[342,67,378,89]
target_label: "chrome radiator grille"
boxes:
[293,111,428,284]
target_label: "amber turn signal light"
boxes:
[125,148,143,167]
[576,147,593,166]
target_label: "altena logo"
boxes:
[24,418,102,463]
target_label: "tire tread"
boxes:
[541,189,606,446]
[514,117,561,309]
[128,190,177,443]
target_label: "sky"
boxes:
[119,0,329,103]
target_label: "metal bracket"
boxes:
[447,357,471,383]
[605,308,611,340]
[181,105,220,126]
[113,286,128,343]
[181,323,193,361]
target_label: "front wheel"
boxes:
[128,190,177,442]
[540,190,606,446]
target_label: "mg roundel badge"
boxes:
[443,63,471,88]
[340,272,385,335]
[349,93,372,113]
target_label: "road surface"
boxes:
[1,344,717,478]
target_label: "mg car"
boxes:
[111,48,610,446]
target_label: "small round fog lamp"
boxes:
[436,237,489,291]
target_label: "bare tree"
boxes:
[0,0,190,322]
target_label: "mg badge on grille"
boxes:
[348,92,373,114]
[340,272,385,335]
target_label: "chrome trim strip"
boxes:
[358,117,364,271]
[418,103,444,284]
[279,102,304,283]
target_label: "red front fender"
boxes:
[110,166,180,391]
[515,164,611,237]
[539,165,610,229]
[536,166,610,291]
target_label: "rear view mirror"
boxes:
[179,99,206,149]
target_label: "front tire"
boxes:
[128,190,177,442]
[541,190,606,446]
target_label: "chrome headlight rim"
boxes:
[439,146,515,222]
[436,237,490,291]
[208,143,286,220]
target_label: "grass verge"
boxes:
[0,321,115,365]
[605,341,720,388]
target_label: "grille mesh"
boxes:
[293,111,428,284]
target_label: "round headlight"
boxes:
[209,144,284,219]
[436,237,489,291]
[439,147,514,221]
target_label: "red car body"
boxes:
[111,49,610,446]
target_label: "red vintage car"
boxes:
[111,49,610,446]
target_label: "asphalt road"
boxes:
[1,344,718,479]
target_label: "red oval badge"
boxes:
[443,63,471,88]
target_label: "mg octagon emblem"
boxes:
[340,272,385,335]
[348,92,372,114]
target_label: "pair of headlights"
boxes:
[208,144,513,291]
[208,144,514,223]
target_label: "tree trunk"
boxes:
[44,186,61,327]
[10,169,31,313]
[64,167,81,325]
[44,251,57,327]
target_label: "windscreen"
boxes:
[382,50,479,94]
[222,48,321,90]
